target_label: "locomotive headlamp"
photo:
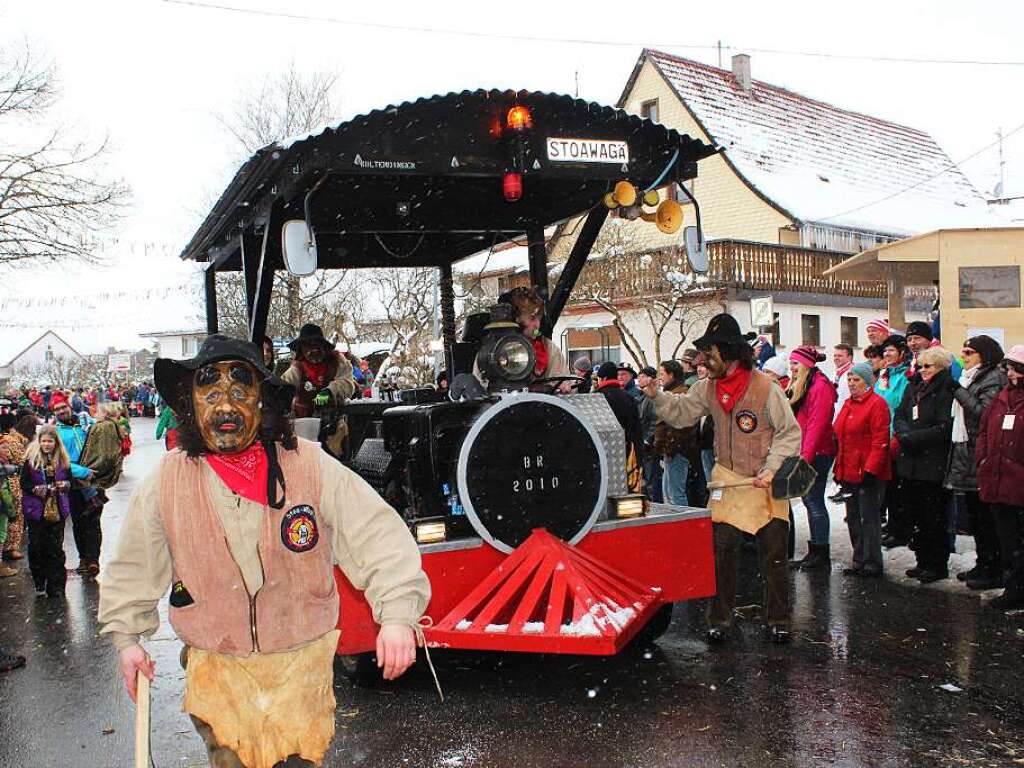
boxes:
[610,494,647,519]
[477,303,536,392]
[415,518,447,544]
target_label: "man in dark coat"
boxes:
[595,362,644,490]
[944,335,1005,589]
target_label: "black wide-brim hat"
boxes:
[154,334,294,418]
[288,323,333,352]
[692,313,757,349]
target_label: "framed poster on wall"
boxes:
[958,266,1021,309]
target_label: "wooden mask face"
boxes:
[191,360,262,454]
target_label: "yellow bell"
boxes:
[642,189,660,207]
[603,192,618,209]
[612,180,637,208]
[654,199,683,234]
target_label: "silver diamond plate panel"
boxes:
[561,393,628,498]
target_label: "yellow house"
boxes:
[536,49,1004,369]
[825,228,1024,348]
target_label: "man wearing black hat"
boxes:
[640,314,802,644]
[596,362,644,492]
[282,323,357,418]
[98,335,429,768]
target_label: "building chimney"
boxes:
[732,53,751,92]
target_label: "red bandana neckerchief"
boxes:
[299,360,330,390]
[531,337,549,376]
[715,365,752,413]
[206,441,269,505]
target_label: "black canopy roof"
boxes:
[181,89,717,271]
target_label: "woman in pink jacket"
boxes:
[788,346,838,570]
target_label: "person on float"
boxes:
[282,323,357,457]
[497,286,572,394]
[595,362,645,492]
[98,335,429,768]
[893,346,956,583]
[974,345,1024,612]
[640,314,802,644]
[787,346,838,572]
[833,362,891,576]
[572,356,593,393]
[944,335,1005,590]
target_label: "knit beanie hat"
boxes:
[1004,345,1024,367]
[573,356,593,373]
[905,321,934,341]
[881,334,909,356]
[596,361,619,380]
[964,335,1004,367]
[867,318,890,336]
[849,361,875,386]
[762,355,789,379]
[790,345,826,368]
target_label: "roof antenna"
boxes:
[574,70,579,98]
[717,40,722,68]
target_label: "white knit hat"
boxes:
[762,355,789,378]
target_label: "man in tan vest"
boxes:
[640,314,801,644]
[98,335,430,768]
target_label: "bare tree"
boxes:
[213,63,367,340]
[0,41,128,266]
[368,268,436,386]
[574,219,723,367]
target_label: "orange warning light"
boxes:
[506,105,533,131]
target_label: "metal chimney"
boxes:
[732,54,751,92]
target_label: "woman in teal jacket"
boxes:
[875,335,911,428]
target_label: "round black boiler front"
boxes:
[456,393,608,553]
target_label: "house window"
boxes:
[801,314,821,347]
[958,266,1021,309]
[44,346,54,362]
[640,99,659,123]
[840,316,859,347]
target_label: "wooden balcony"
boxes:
[564,239,887,306]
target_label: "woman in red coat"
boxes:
[834,362,891,577]
[975,345,1024,611]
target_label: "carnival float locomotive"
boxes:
[180,89,720,678]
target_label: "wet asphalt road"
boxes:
[2,421,1023,768]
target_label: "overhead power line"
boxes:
[818,119,1024,224]
[162,0,1024,67]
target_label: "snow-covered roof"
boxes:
[632,50,997,236]
[453,244,529,277]
[336,341,391,359]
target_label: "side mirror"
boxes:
[281,219,317,276]
[684,226,708,274]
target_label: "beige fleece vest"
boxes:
[712,371,775,478]
[158,438,338,657]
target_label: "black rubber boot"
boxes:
[794,542,831,571]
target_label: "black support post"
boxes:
[439,263,456,377]
[240,230,260,322]
[547,207,609,325]
[249,202,283,344]
[204,266,219,335]
[527,224,548,300]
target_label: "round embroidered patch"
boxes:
[281,504,319,552]
[735,409,759,434]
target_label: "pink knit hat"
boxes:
[1004,344,1024,366]
[790,345,826,368]
[867,318,890,336]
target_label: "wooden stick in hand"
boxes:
[134,670,151,768]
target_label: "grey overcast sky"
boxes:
[2,0,1022,355]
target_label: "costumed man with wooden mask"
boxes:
[281,323,357,457]
[640,314,802,644]
[98,335,429,768]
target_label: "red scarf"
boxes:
[532,337,549,376]
[206,442,268,505]
[299,360,330,390]
[596,379,621,391]
[714,366,752,413]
